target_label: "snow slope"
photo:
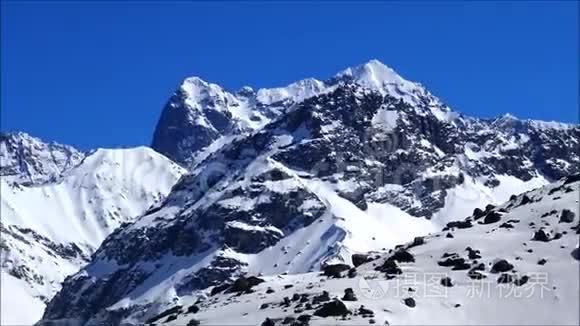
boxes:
[0,146,186,324]
[159,175,580,325]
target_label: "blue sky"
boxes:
[1,2,578,150]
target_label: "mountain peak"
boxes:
[1,132,85,186]
[335,59,410,88]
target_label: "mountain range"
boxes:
[1,60,578,325]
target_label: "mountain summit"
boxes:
[151,60,426,167]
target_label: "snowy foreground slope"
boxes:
[39,60,579,325]
[0,142,186,325]
[129,175,580,325]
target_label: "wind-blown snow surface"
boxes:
[147,176,580,325]
[0,146,186,324]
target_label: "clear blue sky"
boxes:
[1,1,578,150]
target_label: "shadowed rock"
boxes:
[314,299,351,317]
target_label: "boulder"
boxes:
[314,299,351,317]
[230,276,265,293]
[532,229,551,242]
[560,209,575,223]
[537,258,547,265]
[440,277,453,287]
[376,259,402,276]
[482,211,502,224]
[445,220,473,229]
[282,316,295,324]
[187,304,200,314]
[491,259,514,273]
[352,254,372,267]
[466,247,481,259]
[390,249,415,263]
[514,275,529,286]
[312,291,330,304]
[497,273,514,284]
[467,270,485,280]
[348,268,357,278]
[403,297,416,308]
[261,318,276,326]
[322,264,350,278]
[187,319,201,326]
[358,305,374,316]
[342,288,357,301]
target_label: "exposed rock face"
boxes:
[39,61,580,324]
[151,77,326,167]
[314,299,351,317]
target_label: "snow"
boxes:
[335,60,422,105]
[256,78,327,105]
[336,59,411,90]
[0,147,185,324]
[1,272,46,325]
[430,105,459,123]
[527,119,575,131]
[2,147,185,247]
[430,174,548,225]
[372,107,399,132]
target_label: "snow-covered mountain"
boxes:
[158,174,580,326]
[151,60,437,168]
[0,132,85,186]
[38,60,579,325]
[0,135,186,325]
